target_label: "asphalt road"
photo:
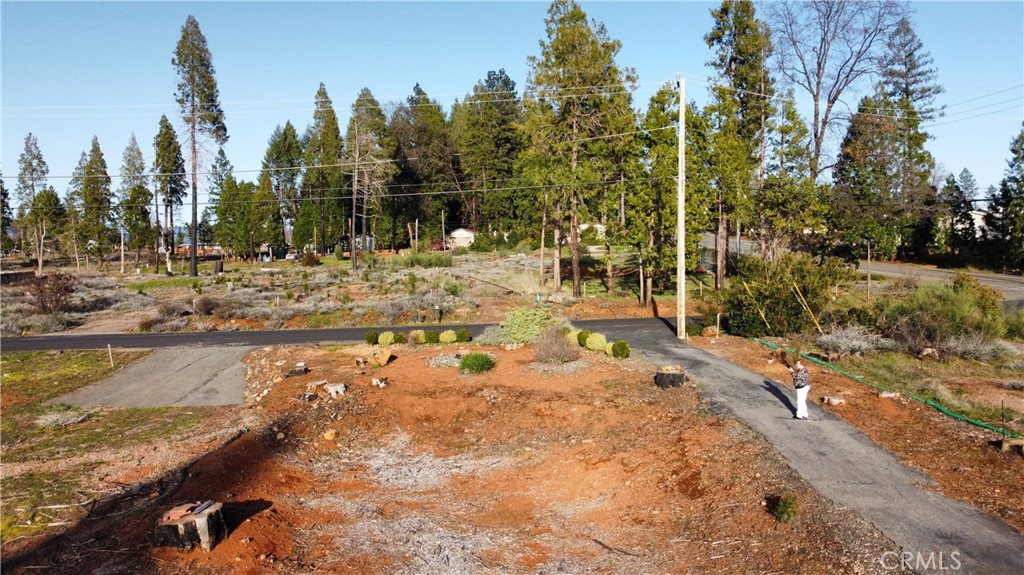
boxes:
[860,260,1024,302]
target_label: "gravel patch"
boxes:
[363,434,508,491]
[527,359,589,375]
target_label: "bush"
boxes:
[1004,308,1024,340]
[157,300,192,319]
[817,325,894,356]
[772,494,798,523]
[877,282,1006,352]
[397,252,453,268]
[408,329,426,344]
[393,332,407,344]
[501,306,567,344]
[584,332,607,351]
[439,330,458,344]
[364,330,379,345]
[535,326,580,364]
[193,295,221,315]
[29,273,78,314]
[444,280,464,297]
[455,328,471,342]
[378,331,396,346]
[939,334,1013,361]
[720,254,857,337]
[577,330,592,347]
[604,342,614,356]
[301,251,321,267]
[475,325,511,345]
[425,330,440,344]
[460,352,495,374]
[566,329,582,346]
[611,340,631,359]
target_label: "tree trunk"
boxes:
[120,228,125,274]
[553,227,561,292]
[539,202,547,288]
[570,197,581,298]
[638,260,646,307]
[715,203,727,291]
[189,98,199,277]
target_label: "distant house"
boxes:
[449,228,475,248]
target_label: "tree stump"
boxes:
[655,367,688,389]
[153,501,227,552]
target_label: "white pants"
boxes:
[796,386,810,419]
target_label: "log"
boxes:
[153,501,226,552]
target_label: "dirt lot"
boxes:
[686,335,1024,535]
[2,344,908,574]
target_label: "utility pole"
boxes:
[677,77,686,340]
[867,240,872,301]
[441,209,446,251]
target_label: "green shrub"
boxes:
[611,340,631,359]
[408,329,425,344]
[425,330,440,344]
[604,342,614,356]
[772,494,798,523]
[501,306,566,344]
[475,325,511,345]
[1005,308,1024,340]
[439,330,458,344]
[397,252,453,268]
[460,352,495,374]
[393,332,407,344]
[378,331,395,346]
[444,280,464,297]
[720,253,857,337]
[577,330,592,347]
[877,282,1006,352]
[455,328,471,342]
[364,330,379,345]
[566,329,582,346]
[405,272,419,294]
[585,332,607,351]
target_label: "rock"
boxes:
[276,432,286,440]
[354,357,368,368]
[285,366,309,378]
[920,347,939,359]
[326,383,347,398]
[323,429,337,441]
[372,377,389,389]
[878,391,901,399]
[822,396,846,406]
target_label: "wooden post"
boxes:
[677,76,686,340]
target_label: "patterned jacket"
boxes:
[792,367,809,389]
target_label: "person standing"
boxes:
[788,360,810,420]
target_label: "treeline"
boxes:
[3,0,1022,288]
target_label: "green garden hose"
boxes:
[752,338,1021,440]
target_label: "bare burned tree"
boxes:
[768,0,907,182]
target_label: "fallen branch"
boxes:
[590,537,641,557]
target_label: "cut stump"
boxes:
[153,500,226,552]
[655,367,688,389]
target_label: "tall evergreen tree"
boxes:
[81,136,113,251]
[253,170,284,253]
[207,146,233,210]
[347,87,396,264]
[704,0,773,288]
[173,14,228,276]
[119,134,154,265]
[757,93,821,261]
[985,125,1024,270]
[152,115,187,271]
[300,83,345,254]
[457,70,523,232]
[262,121,304,233]
[880,17,944,122]
[0,172,11,251]
[522,0,636,296]
[16,133,51,273]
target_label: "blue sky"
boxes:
[2,1,1022,210]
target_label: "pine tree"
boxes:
[457,70,523,232]
[985,126,1024,270]
[522,0,636,297]
[119,134,154,265]
[153,115,187,271]
[347,87,396,265]
[704,0,774,289]
[262,121,303,231]
[301,83,345,254]
[0,172,11,251]
[81,136,113,252]
[880,17,944,122]
[253,170,284,253]
[173,14,228,276]
[16,133,51,273]
[758,93,821,261]
[207,146,233,209]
